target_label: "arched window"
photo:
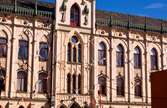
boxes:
[0,69,6,91]
[18,40,28,60]
[39,42,48,61]
[72,74,76,94]
[0,38,7,58]
[67,43,72,62]
[73,47,77,63]
[134,46,141,68]
[67,73,71,93]
[17,71,27,92]
[78,44,81,63]
[98,42,106,65]
[67,36,82,64]
[116,44,124,67]
[70,3,80,26]
[116,73,124,96]
[98,75,107,96]
[135,75,142,97]
[78,74,81,94]
[38,72,48,93]
[151,48,158,70]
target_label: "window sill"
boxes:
[135,96,142,98]
[134,67,142,69]
[117,95,125,98]
[98,64,107,66]
[39,59,48,62]
[16,91,27,93]
[67,62,82,65]
[38,92,47,94]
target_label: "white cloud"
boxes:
[145,3,166,9]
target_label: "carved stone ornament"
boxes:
[81,0,86,5]
[83,5,89,25]
[60,0,68,22]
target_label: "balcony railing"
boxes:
[0,4,53,19]
[96,18,167,33]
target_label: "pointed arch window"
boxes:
[39,42,48,61]
[135,75,142,97]
[17,71,27,92]
[134,47,141,68]
[98,75,107,96]
[72,74,76,94]
[0,38,7,58]
[116,73,125,96]
[116,44,124,67]
[151,48,158,70]
[67,73,71,93]
[67,36,82,64]
[78,74,81,94]
[67,43,72,62]
[0,69,6,91]
[70,3,80,27]
[18,40,28,60]
[78,44,81,63]
[98,42,106,65]
[73,47,77,63]
[38,72,48,93]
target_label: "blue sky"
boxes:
[43,0,167,20]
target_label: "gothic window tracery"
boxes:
[67,36,82,64]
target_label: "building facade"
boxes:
[0,0,167,108]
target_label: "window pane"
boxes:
[0,69,6,91]
[98,76,107,95]
[78,44,81,63]
[67,73,71,93]
[117,75,124,96]
[151,48,158,70]
[135,76,142,97]
[17,71,27,92]
[73,47,77,63]
[116,45,124,67]
[73,74,76,94]
[18,40,28,60]
[67,43,71,62]
[0,38,7,57]
[39,43,48,61]
[70,4,80,26]
[38,73,48,93]
[78,74,81,94]
[98,42,106,65]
